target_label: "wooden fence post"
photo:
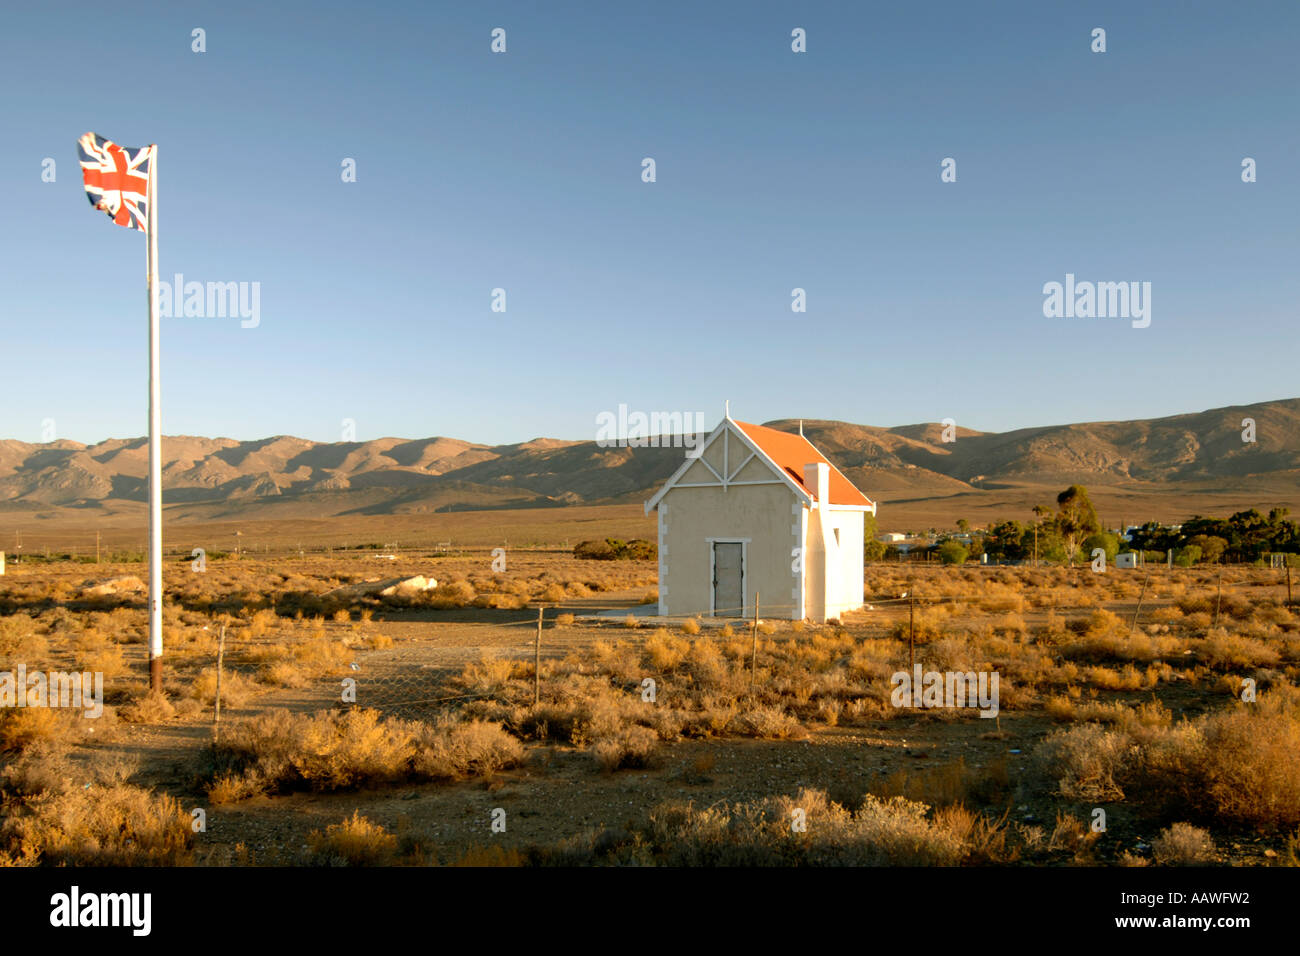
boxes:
[213,624,226,743]
[534,605,543,705]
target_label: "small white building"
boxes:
[645,416,876,622]
[1115,551,1142,569]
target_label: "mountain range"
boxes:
[2,398,1297,523]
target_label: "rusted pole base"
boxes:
[149,657,162,695]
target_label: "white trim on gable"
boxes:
[645,417,814,514]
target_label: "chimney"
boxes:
[804,462,829,508]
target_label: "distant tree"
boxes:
[984,520,1026,562]
[938,540,969,565]
[1055,485,1101,565]
[1082,531,1119,563]
[956,518,970,535]
[863,512,886,562]
[1186,534,1228,564]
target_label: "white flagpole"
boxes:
[146,145,163,693]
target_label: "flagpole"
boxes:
[146,145,163,694]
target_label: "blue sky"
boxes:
[4,0,1297,446]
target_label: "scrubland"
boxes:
[2,552,1298,866]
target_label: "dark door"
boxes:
[713,542,743,616]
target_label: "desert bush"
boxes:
[1195,689,1300,827]
[0,749,192,866]
[1152,822,1216,866]
[573,538,656,561]
[1036,723,1131,800]
[1193,630,1280,671]
[118,691,176,724]
[208,708,522,799]
[413,717,526,779]
[307,811,397,866]
[644,630,690,671]
[592,724,658,771]
[0,706,88,753]
[741,705,804,740]
[644,788,976,866]
[427,580,476,609]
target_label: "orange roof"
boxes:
[732,420,874,509]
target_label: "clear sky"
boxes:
[3,0,1297,447]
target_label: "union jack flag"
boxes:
[77,132,154,231]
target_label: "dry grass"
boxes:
[0,747,192,865]
[207,708,524,801]
[1037,684,1300,828]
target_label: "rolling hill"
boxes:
[1,398,1297,527]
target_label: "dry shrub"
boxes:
[538,583,567,603]
[74,640,126,681]
[592,724,658,771]
[555,612,575,626]
[741,705,803,739]
[0,617,47,659]
[428,580,476,609]
[258,660,309,688]
[680,617,701,636]
[449,845,525,867]
[118,691,176,724]
[475,592,526,610]
[209,708,522,799]
[307,811,397,866]
[248,607,280,638]
[644,630,689,671]
[1152,822,1216,866]
[0,749,192,866]
[0,706,86,753]
[816,698,843,726]
[1194,630,1280,671]
[457,654,523,695]
[189,667,258,708]
[413,717,526,779]
[1036,723,1131,800]
[622,614,639,629]
[646,788,975,866]
[1196,688,1300,827]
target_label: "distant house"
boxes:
[878,532,907,543]
[645,416,876,622]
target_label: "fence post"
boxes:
[750,592,760,691]
[213,624,226,743]
[908,585,915,675]
[1130,572,1150,636]
[534,605,543,705]
[1213,572,1222,629]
